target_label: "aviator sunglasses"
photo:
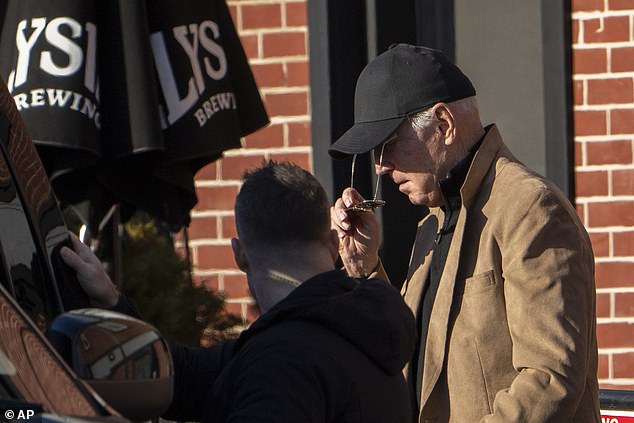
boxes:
[344,135,394,213]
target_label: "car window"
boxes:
[0,104,89,330]
[0,132,59,330]
[0,282,105,418]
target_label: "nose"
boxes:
[373,134,396,176]
[375,158,394,176]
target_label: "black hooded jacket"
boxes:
[164,269,416,422]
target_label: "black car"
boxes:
[0,75,172,422]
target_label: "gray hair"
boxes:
[408,96,480,131]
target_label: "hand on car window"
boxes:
[60,233,120,308]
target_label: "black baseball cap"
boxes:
[329,44,476,159]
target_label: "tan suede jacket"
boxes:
[375,125,600,423]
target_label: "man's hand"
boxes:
[60,232,119,308]
[331,188,381,277]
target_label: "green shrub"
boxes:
[119,213,241,346]
[65,208,241,346]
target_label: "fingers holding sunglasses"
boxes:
[343,187,365,208]
[331,188,381,278]
[332,188,364,231]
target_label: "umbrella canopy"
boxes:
[0,0,269,232]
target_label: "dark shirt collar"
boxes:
[438,135,485,211]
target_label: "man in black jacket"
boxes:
[61,161,416,422]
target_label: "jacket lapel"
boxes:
[400,212,437,384]
[418,125,504,410]
[402,212,440,312]
[419,205,466,408]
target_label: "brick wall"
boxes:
[185,0,310,324]
[572,0,634,389]
[187,0,634,389]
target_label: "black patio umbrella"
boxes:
[0,0,269,234]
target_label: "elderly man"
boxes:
[330,44,600,422]
[62,161,416,423]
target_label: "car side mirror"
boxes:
[47,309,173,422]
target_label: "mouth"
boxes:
[394,178,408,192]
[398,186,410,198]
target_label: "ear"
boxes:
[328,229,340,263]
[231,237,249,272]
[431,103,456,145]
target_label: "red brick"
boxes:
[588,201,634,227]
[288,121,311,146]
[228,5,238,24]
[614,352,634,378]
[269,152,311,171]
[574,110,606,136]
[222,274,250,299]
[286,2,308,27]
[574,142,583,166]
[187,216,217,239]
[194,185,239,211]
[247,303,261,323]
[195,162,217,181]
[615,292,634,317]
[595,261,634,288]
[191,274,204,288]
[586,140,633,165]
[598,353,610,379]
[597,322,634,348]
[242,4,282,29]
[584,16,630,43]
[224,302,244,320]
[197,244,238,269]
[612,108,634,135]
[573,80,584,106]
[199,275,220,292]
[251,63,285,88]
[240,34,259,59]
[575,170,608,196]
[587,78,634,105]
[596,292,611,318]
[262,32,306,57]
[573,49,607,74]
[221,215,238,239]
[600,383,634,390]
[244,123,284,148]
[220,154,267,180]
[572,0,604,12]
[252,62,309,88]
[614,230,634,256]
[265,92,308,116]
[608,0,634,10]
[614,170,634,195]
[590,231,610,257]
[286,61,310,86]
[612,47,634,73]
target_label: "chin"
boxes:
[407,191,439,207]
[405,192,426,206]
[399,183,436,207]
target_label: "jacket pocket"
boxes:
[456,268,515,413]
[463,269,497,296]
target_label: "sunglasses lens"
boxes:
[344,199,386,213]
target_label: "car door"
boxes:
[0,76,88,331]
[0,278,120,421]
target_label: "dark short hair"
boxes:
[235,161,331,248]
